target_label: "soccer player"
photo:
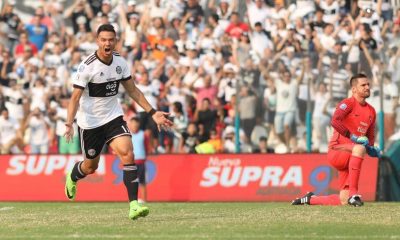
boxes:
[291,73,381,207]
[63,24,173,220]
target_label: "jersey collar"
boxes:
[95,51,113,66]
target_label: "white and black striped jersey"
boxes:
[72,51,131,129]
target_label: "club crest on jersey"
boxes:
[79,65,85,72]
[88,149,96,157]
[116,66,122,74]
[339,103,347,110]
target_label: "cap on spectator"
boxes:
[179,57,191,67]
[128,0,137,6]
[286,24,295,30]
[8,72,18,80]
[275,143,288,154]
[53,2,63,11]
[223,63,238,73]
[363,4,374,13]
[28,57,42,68]
[128,13,140,20]
[286,46,295,52]
[225,125,235,135]
[169,12,181,22]
[186,42,197,51]
[76,16,87,25]
[50,101,59,109]
[102,0,111,5]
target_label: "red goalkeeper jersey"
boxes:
[329,96,376,147]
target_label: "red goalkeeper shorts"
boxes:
[327,144,353,190]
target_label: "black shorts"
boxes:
[136,161,146,185]
[78,116,131,159]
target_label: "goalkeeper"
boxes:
[292,74,381,207]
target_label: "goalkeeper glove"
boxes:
[350,134,369,146]
[366,145,382,158]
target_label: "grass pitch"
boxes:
[1,202,400,239]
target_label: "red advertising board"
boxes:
[0,154,378,202]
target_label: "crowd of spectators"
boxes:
[0,0,400,155]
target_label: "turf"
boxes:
[0,202,400,239]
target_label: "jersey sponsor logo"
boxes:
[106,82,117,91]
[79,65,85,72]
[358,127,367,134]
[339,103,347,110]
[199,157,302,187]
[88,80,120,97]
[116,66,122,74]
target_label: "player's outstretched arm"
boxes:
[64,88,83,143]
[121,79,173,131]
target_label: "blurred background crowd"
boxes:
[0,0,400,155]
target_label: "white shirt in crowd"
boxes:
[55,107,78,137]
[27,115,49,146]
[369,83,399,114]
[320,0,340,24]
[134,83,159,112]
[3,87,24,121]
[246,1,270,28]
[0,116,19,146]
[275,78,298,113]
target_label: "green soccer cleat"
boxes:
[65,172,77,201]
[129,200,149,220]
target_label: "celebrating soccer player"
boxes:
[292,73,381,207]
[63,24,173,220]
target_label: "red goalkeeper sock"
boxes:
[349,155,363,196]
[310,195,341,205]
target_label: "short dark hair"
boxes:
[210,13,219,22]
[230,12,239,18]
[350,73,368,87]
[173,101,183,113]
[130,116,140,122]
[97,24,116,36]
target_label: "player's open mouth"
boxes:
[105,48,111,53]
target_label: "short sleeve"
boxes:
[121,60,131,81]
[72,63,90,89]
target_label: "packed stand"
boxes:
[0,0,399,155]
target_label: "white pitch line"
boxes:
[2,235,400,239]
[0,207,14,211]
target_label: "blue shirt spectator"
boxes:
[25,15,48,50]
